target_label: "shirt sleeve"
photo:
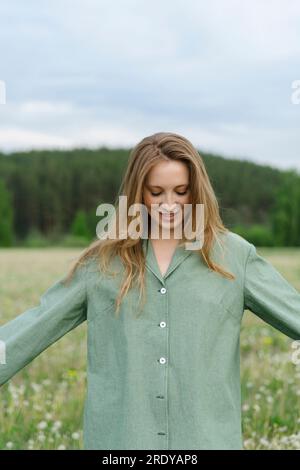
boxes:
[0,263,87,386]
[244,243,300,340]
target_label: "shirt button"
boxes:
[159,357,167,364]
[159,321,166,328]
[160,287,167,294]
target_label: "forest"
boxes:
[0,147,299,247]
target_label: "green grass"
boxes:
[0,247,300,450]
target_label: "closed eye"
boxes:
[151,191,188,196]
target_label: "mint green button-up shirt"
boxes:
[1,231,300,450]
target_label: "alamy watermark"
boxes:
[95,197,205,250]
[291,80,300,104]
[0,340,6,364]
[0,80,6,104]
[291,340,300,365]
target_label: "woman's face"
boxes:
[142,160,191,236]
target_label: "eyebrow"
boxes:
[147,184,189,189]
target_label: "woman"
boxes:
[1,132,300,450]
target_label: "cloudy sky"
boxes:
[0,0,300,171]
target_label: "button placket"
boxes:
[156,281,169,444]
[142,238,194,448]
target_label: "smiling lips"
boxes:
[158,205,181,220]
[160,211,177,219]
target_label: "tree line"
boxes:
[0,147,299,247]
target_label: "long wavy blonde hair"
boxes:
[62,131,235,316]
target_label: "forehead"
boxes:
[146,160,189,185]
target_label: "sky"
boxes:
[0,0,300,171]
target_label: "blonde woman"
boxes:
[1,132,300,450]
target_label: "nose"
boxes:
[155,191,181,213]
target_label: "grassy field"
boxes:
[0,247,300,450]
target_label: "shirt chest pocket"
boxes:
[210,299,243,324]
[171,287,243,326]
[200,300,241,324]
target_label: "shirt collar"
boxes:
[142,237,194,284]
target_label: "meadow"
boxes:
[0,247,300,450]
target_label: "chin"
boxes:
[149,215,183,237]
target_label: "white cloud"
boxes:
[19,100,73,115]
[0,127,72,149]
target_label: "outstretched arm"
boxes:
[0,263,87,386]
[244,243,300,340]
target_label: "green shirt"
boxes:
[1,231,300,450]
